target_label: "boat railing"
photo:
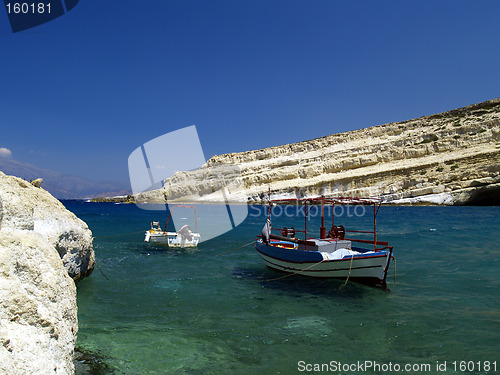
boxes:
[355,245,393,253]
[346,229,376,234]
[270,227,387,244]
[346,238,389,246]
[270,227,305,236]
[346,238,392,253]
[258,234,392,253]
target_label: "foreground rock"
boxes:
[129,98,500,205]
[0,231,77,374]
[0,172,95,280]
[0,171,95,374]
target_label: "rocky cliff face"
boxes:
[135,98,500,205]
[0,172,95,374]
[0,172,95,280]
[0,231,77,374]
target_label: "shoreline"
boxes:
[88,187,500,206]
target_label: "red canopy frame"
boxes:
[267,196,383,251]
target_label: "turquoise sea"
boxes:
[64,201,499,375]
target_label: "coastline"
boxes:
[93,98,500,207]
[89,184,500,206]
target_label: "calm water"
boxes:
[64,201,499,374]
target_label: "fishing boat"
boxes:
[255,196,394,287]
[144,205,201,247]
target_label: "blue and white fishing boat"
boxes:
[255,196,394,287]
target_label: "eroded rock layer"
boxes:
[0,231,77,375]
[0,172,95,280]
[136,98,500,205]
[0,172,95,374]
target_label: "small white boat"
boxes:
[145,205,201,247]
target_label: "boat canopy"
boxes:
[269,196,382,206]
[265,195,384,250]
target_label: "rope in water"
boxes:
[94,261,109,280]
[91,231,148,280]
[393,256,397,283]
[92,230,145,240]
[216,240,256,256]
[340,254,355,288]
[91,231,147,280]
[93,229,256,256]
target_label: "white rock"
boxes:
[0,230,77,375]
[0,172,95,280]
[0,171,95,374]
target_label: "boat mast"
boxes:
[267,185,271,221]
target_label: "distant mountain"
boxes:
[0,159,131,199]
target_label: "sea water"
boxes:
[65,201,499,374]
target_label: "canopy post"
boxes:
[267,185,272,221]
[320,196,326,239]
[332,201,335,228]
[304,201,308,249]
[373,203,377,251]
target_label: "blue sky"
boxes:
[1,0,499,184]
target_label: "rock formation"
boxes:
[31,177,43,188]
[0,171,95,374]
[132,98,500,205]
[0,231,77,374]
[0,172,95,280]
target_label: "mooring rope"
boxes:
[94,261,109,280]
[91,231,147,280]
[216,240,256,257]
[393,256,397,283]
[263,259,327,282]
[340,254,355,288]
[92,230,145,240]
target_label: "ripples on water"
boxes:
[66,202,499,374]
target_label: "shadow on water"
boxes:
[74,346,115,375]
[231,265,381,299]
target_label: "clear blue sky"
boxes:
[1,0,499,184]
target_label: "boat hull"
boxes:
[255,240,392,284]
[145,230,200,247]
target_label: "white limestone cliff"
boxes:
[0,231,77,375]
[133,98,500,205]
[0,172,95,280]
[0,171,95,374]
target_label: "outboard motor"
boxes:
[177,225,193,241]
